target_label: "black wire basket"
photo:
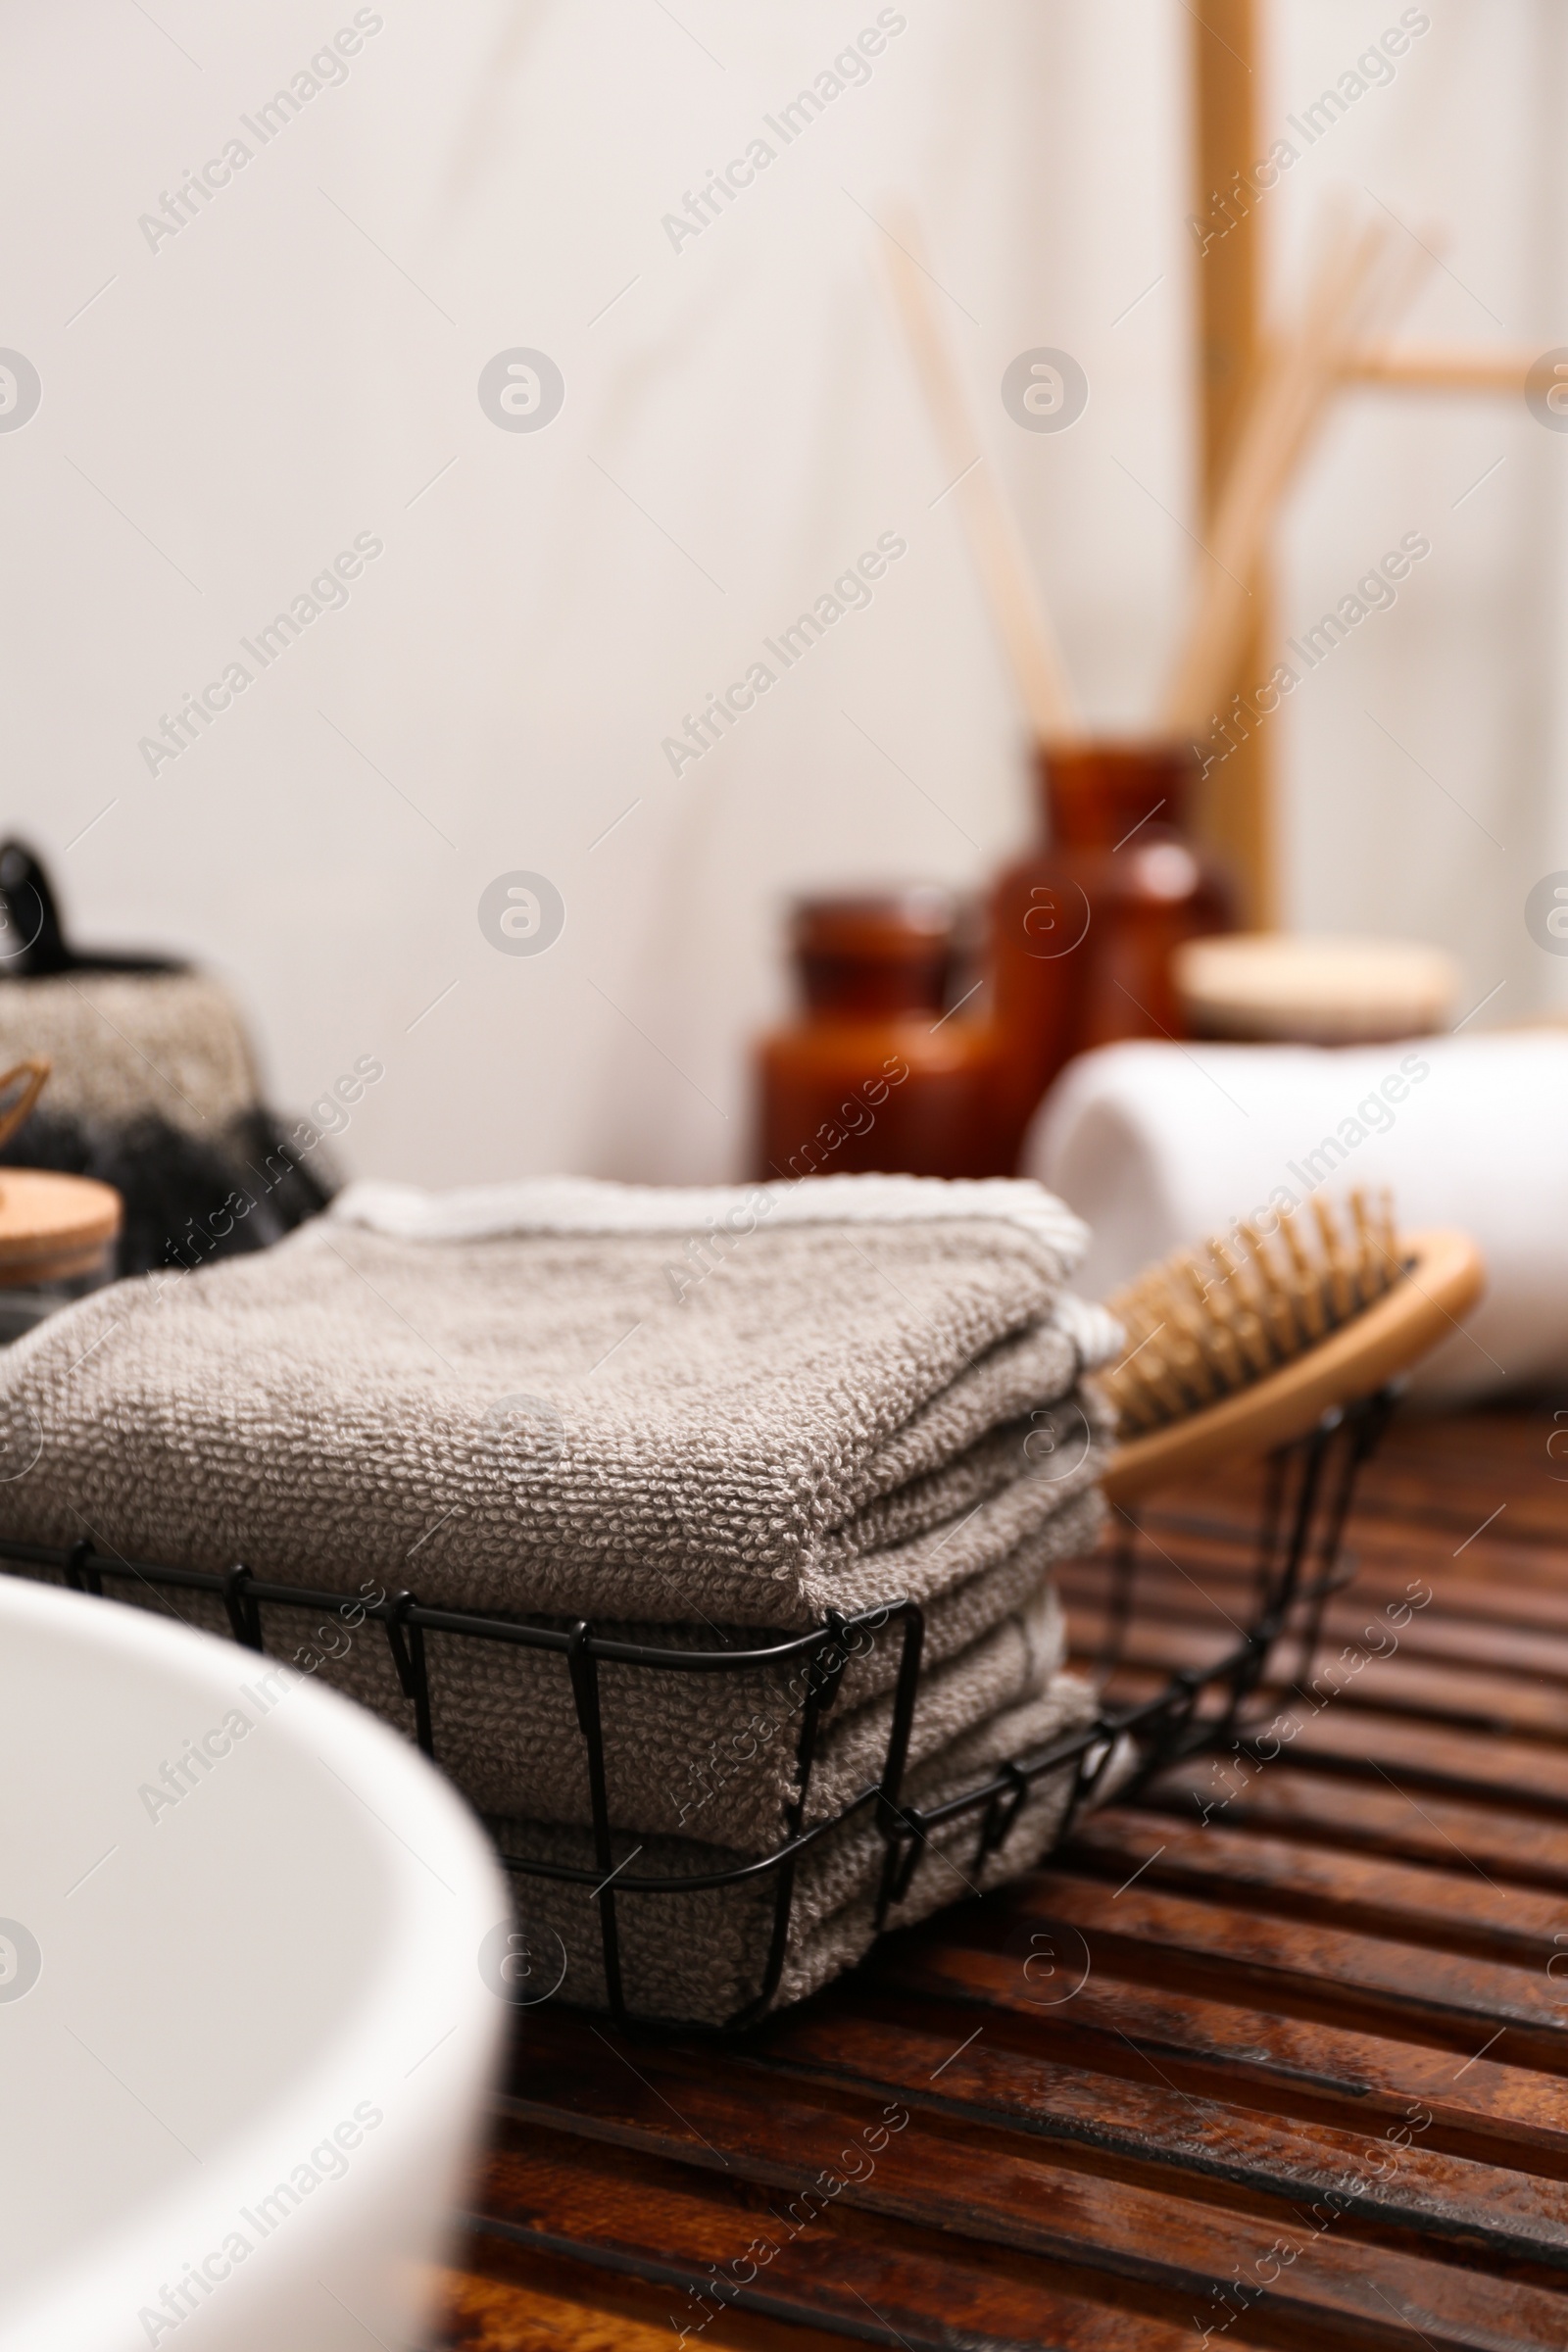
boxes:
[0,1392,1390,2033]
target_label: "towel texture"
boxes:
[0,1199,1110,1628]
[485,1677,1097,2025]
[0,1174,1115,2018]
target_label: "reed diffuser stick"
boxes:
[1160,212,1433,737]
[878,215,1083,745]
[1160,216,1385,733]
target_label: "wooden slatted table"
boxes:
[434,1402,1568,2350]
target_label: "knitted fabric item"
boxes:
[0,970,260,1134]
[0,968,336,1276]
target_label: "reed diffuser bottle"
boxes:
[755,890,1001,1181]
[988,742,1234,1170]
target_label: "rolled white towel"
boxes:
[1025,1032,1567,1402]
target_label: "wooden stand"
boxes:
[1191,0,1274,926]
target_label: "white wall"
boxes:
[1268,1,1568,1024]
[0,0,1555,1189]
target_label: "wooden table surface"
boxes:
[434,1402,1568,2351]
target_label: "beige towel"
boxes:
[0,1197,1112,1630]
[485,1676,1098,2025]
[22,1486,1099,1854]
[0,1176,1115,2013]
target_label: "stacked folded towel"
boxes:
[0,1172,1117,2021]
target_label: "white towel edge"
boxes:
[329,1172,1091,1271]
[1053,1293,1124,1372]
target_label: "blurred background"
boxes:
[0,0,1563,1188]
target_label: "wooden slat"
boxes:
[756,2002,1568,2277]
[481,2029,1568,2352]
[464,2120,1271,2352]
[1063,1807,1568,1967]
[1070,1626,1568,1742]
[870,1939,1568,2173]
[434,2237,825,2351]
[1262,1704,1568,1818]
[439,1406,1568,2347]
[1149,1759,1568,1895]
[1162,1416,1568,1552]
[1004,1871,1568,2071]
[1068,1523,1568,1622]
[1075,1672,1568,1808]
[1064,1578,1568,1678]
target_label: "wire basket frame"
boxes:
[0,1391,1391,2033]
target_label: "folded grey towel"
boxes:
[0,1196,1112,1630]
[485,1675,1099,2025]
[0,1174,1116,2016]
[20,1495,1098,1856]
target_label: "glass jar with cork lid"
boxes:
[754,888,1002,1181]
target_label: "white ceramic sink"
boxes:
[0,1574,510,2350]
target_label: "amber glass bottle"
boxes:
[988,743,1234,1169]
[755,890,1001,1181]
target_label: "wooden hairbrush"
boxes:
[1099,1190,1484,1503]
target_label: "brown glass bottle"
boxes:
[755,890,1002,1181]
[988,743,1234,1169]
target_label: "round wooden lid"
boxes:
[0,1169,122,1285]
[1174,933,1460,1044]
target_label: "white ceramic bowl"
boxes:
[0,1574,510,2350]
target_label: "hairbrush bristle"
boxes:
[1101,1189,1402,1438]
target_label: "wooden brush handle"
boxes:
[1102,1228,1485,1504]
